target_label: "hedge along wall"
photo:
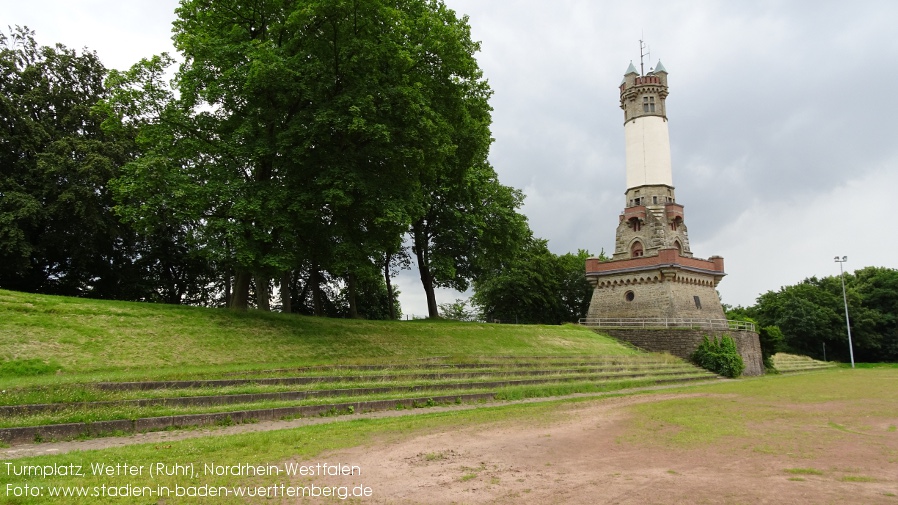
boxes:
[597,328,764,376]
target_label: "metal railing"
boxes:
[579,318,755,332]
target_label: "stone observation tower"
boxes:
[584,55,727,321]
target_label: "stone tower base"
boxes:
[585,249,727,320]
[596,328,764,376]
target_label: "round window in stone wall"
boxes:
[625,291,635,302]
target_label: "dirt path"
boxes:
[305,394,898,504]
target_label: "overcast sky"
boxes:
[4,1,897,316]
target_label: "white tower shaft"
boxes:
[625,116,673,189]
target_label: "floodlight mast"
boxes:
[834,255,855,368]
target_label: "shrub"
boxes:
[691,335,745,378]
[438,299,481,322]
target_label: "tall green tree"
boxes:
[472,240,593,325]
[101,54,225,305]
[107,0,497,314]
[748,267,898,362]
[0,27,146,298]
[171,0,318,310]
[412,163,529,318]
[397,3,527,318]
[854,267,898,359]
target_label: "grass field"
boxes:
[623,367,898,448]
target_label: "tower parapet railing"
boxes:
[579,318,755,332]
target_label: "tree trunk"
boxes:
[413,222,439,318]
[311,263,323,316]
[224,272,231,308]
[230,270,251,310]
[280,271,292,313]
[347,271,359,319]
[256,275,270,311]
[384,253,396,320]
[298,276,310,311]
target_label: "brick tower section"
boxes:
[585,60,727,320]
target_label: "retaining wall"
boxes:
[597,328,764,376]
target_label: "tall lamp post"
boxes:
[834,256,855,368]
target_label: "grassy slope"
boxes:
[0,289,635,376]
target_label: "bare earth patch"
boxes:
[303,394,898,504]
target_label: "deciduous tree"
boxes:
[747,267,898,362]
[0,27,145,298]
[472,240,594,325]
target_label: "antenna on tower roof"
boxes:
[639,38,650,76]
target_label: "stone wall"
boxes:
[597,328,764,376]
[586,276,726,320]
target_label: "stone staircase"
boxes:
[771,353,838,373]
[0,355,719,444]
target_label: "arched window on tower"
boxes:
[631,241,644,258]
[674,240,682,255]
[628,217,641,232]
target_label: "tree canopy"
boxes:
[472,240,596,325]
[735,266,898,362]
[1,2,531,318]
[0,26,153,299]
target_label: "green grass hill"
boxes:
[0,289,636,382]
[0,289,727,444]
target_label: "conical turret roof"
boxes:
[654,60,667,73]
[625,61,638,75]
